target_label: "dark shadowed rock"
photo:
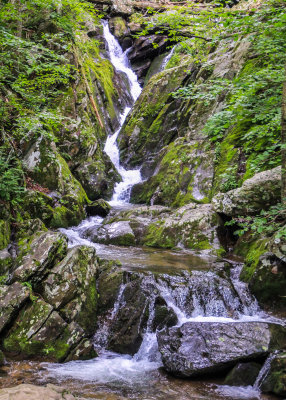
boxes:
[86,199,111,217]
[157,321,286,377]
[107,278,149,355]
[224,362,261,386]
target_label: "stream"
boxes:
[1,21,282,400]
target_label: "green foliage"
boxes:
[226,203,286,239]
[22,281,38,302]
[0,152,24,203]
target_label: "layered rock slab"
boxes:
[157,321,286,377]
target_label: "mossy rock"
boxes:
[41,246,98,335]
[13,230,68,284]
[130,138,214,207]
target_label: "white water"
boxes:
[103,20,143,206]
[160,46,176,71]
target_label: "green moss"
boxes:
[239,238,269,282]
[131,140,212,206]
[144,222,176,248]
[0,220,10,250]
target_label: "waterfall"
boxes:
[159,46,176,71]
[253,352,277,389]
[102,20,143,206]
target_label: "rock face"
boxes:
[1,228,98,362]
[212,167,281,216]
[157,322,286,377]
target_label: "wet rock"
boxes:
[86,198,111,217]
[0,384,78,400]
[108,278,149,355]
[118,62,189,173]
[12,231,68,284]
[128,35,169,66]
[97,260,124,313]
[157,322,286,377]
[212,167,281,216]
[64,338,96,362]
[224,362,261,386]
[0,283,30,334]
[260,352,286,396]
[88,221,136,246]
[42,246,98,335]
[130,137,214,206]
[153,297,178,330]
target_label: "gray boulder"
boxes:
[157,321,286,377]
[88,220,136,246]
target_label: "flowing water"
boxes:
[2,21,281,400]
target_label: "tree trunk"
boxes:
[282,63,286,205]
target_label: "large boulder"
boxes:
[212,167,281,217]
[41,246,98,334]
[143,203,223,253]
[87,220,136,246]
[157,321,286,377]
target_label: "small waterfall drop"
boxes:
[159,46,176,71]
[103,20,143,206]
[253,352,277,390]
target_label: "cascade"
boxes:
[102,21,143,206]
[53,22,285,399]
